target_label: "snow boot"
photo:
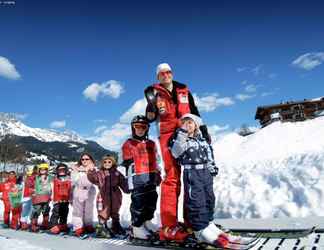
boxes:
[111,220,126,235]
[144,220,158,233]
[159,225,189,242]
[50,225,61,234]
[41,216,49,230]
[20,222,29,231]
[194,223,229,248]
[132,225,152,240]
[95,223,111,238]
[31,219,39,232]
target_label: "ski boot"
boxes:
[194,223,229,248]
[144,220,159,233]
[95,223,111,238]
[132,224,152,240]
[50,225,61,234]
[20,222,29,231]
[84,225,95,234]
[31,218,39,232]
[41,216,49,230]
[59,224,69,233]
[111,220,126,236]
[159,225,190,242]
[74,227,85,237]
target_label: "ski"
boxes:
[127,234,261,250]
[230,226,316,239]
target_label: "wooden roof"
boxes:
[255,97,324,120]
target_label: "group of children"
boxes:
[0,113,230,247]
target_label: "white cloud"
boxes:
[119,98,147,123]
[237,67,247,73]
[83,80,125,102]
[0,56,21,80]
[292,52,324,70]
[94,125,108,134]
[92,123,131,151]
[244,84,258,93]
[13,113,28,121]
[251,65,263,76]
[241,80,248,85]
[235,93,256,101]
[261,92,275,97]
[193,93,235,112]
[268,73,277,79]
[50,120,66,129]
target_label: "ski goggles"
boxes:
[159,70,172,77]
[133,123,148,130]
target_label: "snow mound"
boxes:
[213,117,324,219]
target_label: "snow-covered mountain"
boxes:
[212,116,324,219]
[0,113,85,144]
[0,113,115,162]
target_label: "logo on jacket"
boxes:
[157,99,166,114]
[179,94,189,104]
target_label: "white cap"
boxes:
[156,63,172,76]
[180,113,203,127]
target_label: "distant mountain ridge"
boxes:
[0,113,116,162]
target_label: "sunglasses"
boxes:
[104,160,112,164]
[81,158,90,161]
[133,124,148,130]
[159,70,172,77]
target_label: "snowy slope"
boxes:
[0,113,85,144]
[213,117,324,219]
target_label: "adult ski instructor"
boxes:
[144,63,211,242]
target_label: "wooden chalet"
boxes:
[255,97,324,127]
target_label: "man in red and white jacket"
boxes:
[144,63,210,242]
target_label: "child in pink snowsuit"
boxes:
[71,153,96,237]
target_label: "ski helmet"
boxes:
[38,163,49,173]
[56,163,69,177]
[131,115,150,140]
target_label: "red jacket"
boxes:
[0,177,17,201]
[122,138,160,189]
[53,177,71,202]
[23,175,36,198]
[145,81,199,134]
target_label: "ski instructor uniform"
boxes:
[144,63,210,241]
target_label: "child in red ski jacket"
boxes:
[0,171,22,229]
[49,163,72,234]
[121,115,161,240]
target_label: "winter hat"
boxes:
[156,63,172,76]
[101,155,117,167]
[180,113,203,128]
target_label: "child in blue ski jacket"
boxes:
[169,113,231,247]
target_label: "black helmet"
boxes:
[131,115,149,140]
[131,115,149,126]
[56,163,69,177]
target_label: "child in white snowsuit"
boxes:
[169,114,232,247]
[71,153,96,237]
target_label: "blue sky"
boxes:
[1,0,324,150]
